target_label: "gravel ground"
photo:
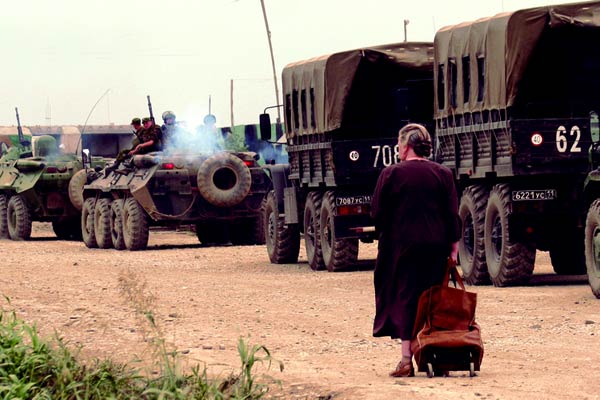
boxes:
[1,223,599,399]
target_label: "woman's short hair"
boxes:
[398,123,432,157]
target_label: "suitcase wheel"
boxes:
[427,363,434,378]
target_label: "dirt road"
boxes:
[1,224,599,399]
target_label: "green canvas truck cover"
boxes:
[434,0,600,119]
[282,42,434,138]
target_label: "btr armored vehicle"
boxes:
[81,128,271,250]
[260,43,434,271]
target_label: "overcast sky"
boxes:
[0,0,583,128]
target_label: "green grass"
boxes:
[0,274,283,400]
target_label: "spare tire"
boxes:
[68,169,87,211]
[197,153,251,207]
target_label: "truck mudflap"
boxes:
[333,214,376,239]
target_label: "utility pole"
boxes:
[404,19,410,42]
[260,0,281,123]
[230,79,235,128]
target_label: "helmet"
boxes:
[203,114,216,125]
[162,111,176,121]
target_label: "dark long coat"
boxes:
[371,159,460,340]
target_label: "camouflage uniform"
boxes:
[137,124,161,154]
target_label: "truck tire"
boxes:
[304,192,325,271]
[584,199,600,298]
[458,185,490,285]
[52,217,82,240]
[122,197,149,251]
[195,221,230,245]
[110,199,126,250]
[0,194,8,239]
[549,229,586,275]
[197,153,251,207]
[94,198,113,248]
[484,184,535,286]
[320,191,358,272]
[68,169,87,211]
[264,190,300,263]
[7,195,31,240]
[82,198,98,248]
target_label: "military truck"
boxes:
[0,112,118,241]
[80,127,271,251]
[432,2,600,295]
[259,43,434,271]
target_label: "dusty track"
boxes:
[1,223,599,399]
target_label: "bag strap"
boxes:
[442,258,466,290]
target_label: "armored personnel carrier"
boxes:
[0,110,112,240]
[81,141,271,250]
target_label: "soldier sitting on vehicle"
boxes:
[104,117,144,175]
[161,110,183,150]
[129,117,161,156]
[196,113,225,152]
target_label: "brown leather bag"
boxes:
[411,259,484,374]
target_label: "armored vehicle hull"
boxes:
[82,150,270,250]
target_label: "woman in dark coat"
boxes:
[371,123,461,377]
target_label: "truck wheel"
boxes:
[94,198,113,248]
[0,194,8,239]
[264,190,300,263]
[52,217,82,240]
[549,229,586,275]
[197,153,252,207]
[458,185,490,285]
[7,195,32,240]
[110,199,126,250]
[304,192,325,270]
[484,184,535,286]
[196,221,231,245]
[584,200,600,298]
[82,198,98,248]
[320,191,358,272]
[68,169,87,211]
[122,198,149,251]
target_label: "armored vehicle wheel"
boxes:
[110,199,126,250]
[52,217,82,240]
[94,198,113,249]
[68,169,87,211]
[320,191,358,272]
[122,198,149,251]
[82,198,98,248]
[7,195,31,240]
[549,229,586,275]
[0,194,8,239]
[195,221,230,245]
[458,185,490,285]
[484,184,535,286]
[197,153,252,207]
[584,199,600,298]
[304,192,325,271]
[264,190,300,263]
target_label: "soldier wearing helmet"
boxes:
[161,110,180,149]
[197,113,224,152]
[128,117,160,156]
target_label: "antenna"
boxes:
[45,97,52,127]
[208,95,212,115]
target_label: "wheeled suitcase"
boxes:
[411,259,484,377]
